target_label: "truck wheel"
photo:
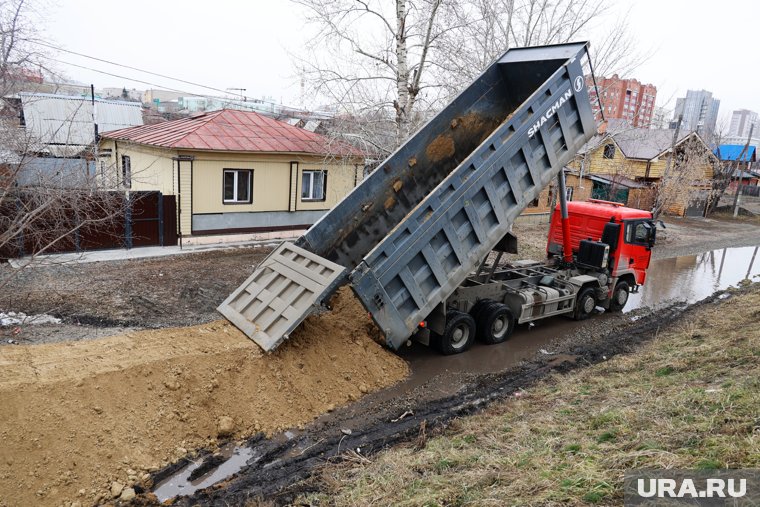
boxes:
[477,302,514,344]
[469,299,493,323]
[573,287,596,321]
[609,281,630,312]
[437,311,476,355]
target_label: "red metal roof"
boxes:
[100,109,363,156]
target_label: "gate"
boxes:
[1,191,178,259]
[128,192,178,248]
[685,196,707,217]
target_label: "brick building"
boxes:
[588,74,657,128]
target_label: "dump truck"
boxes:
[430,198,657,353]
[218,41,658,355]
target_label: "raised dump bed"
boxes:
[219,42,597,352]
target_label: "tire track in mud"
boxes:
[161,290,739,506]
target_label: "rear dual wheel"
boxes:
[434,301,515,355]
[475,301,514,345]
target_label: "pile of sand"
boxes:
[0,288,408,507]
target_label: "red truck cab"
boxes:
[547,199,656,286]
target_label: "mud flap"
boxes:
[426,302,447,336]
[217,241,346,351]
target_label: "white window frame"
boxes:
[223,169,253,204]
[301,170,327,201]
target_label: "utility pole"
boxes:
[91,84,99,185]
[226,88,247,101]
[732,124,754,217]
[653,114,682,219]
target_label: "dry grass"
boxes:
[302,286,760,506]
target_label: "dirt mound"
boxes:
[0,287,409,507]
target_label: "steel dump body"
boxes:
[219,42,597,352]
[350,44,596,349]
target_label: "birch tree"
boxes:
[294,0,452,150]
[294,0,646,154]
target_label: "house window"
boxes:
[603,144,616,159]
[302,170,327,201]
[121,155,131,188]
[223,169,253,204]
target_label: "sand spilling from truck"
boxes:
[0,287,408,507]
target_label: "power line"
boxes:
[29,39,311,112]
[42,56,292,115]
[30,39,244,100]
[25,40,338,117]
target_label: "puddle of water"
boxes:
[627,245,760,312]
[388,317,584,398]
[328,245,760,410]
[153,444,257,502]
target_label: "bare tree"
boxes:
[294,0,648,155]
[293,0,454,150]
[705,125,754,216]
[0,0,128,290]
[653,135,717,219]
[0,0,56,97]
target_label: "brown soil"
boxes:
[455,112,486,135]
[0,247,272,333]
[425,134,455,162]
[0,288,409,507]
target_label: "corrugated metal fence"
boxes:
[1,191,177,259]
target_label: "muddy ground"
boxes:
[171,286,756,506]
[0,215,758,506]
[2,215,759,346]
[298,284,760,505]
[0,246,271,344]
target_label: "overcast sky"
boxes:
[41,0,758,127]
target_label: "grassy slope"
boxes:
[303,286,760,506]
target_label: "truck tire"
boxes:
[437,310,476,355]
[609,281,630,312]
[469,299,493,323]
[476,302,515,344]
[573,287,596,321]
